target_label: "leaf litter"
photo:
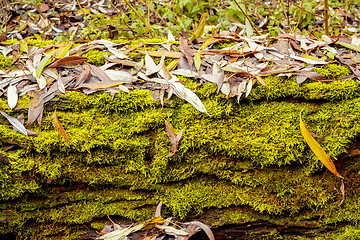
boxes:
[97,201,215,240]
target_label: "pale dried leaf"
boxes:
[154,201,162,218]
[0,111,28,136]
[155,225,189,236]
[26,61,47,89]
[168,75,208,114]
[145,52,157,76]
[104,70,137,82]
[75,65,91,88]
[245,79,253,97]
[90,64,113,82]
[290,55,327,65]
[27,89,45,127]
[184,221,214,240]
[57,74,66,94]
[118,85,129,93]
[7,85,18,109]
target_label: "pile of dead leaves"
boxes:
[96,202,215,240]
[1,26,360,135]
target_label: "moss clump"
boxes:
[1,39,360,239]
[211,40,236,49]
[81,49,110,65]
[248,76,360,101]
[0,55,12,69]
[313,64,351,80]
[332,225,360,240]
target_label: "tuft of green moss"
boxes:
[0,55,12,69]
[313,64,351,80]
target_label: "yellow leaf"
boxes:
[199,37,216,50]
[55,43,73,59]
[20,40,28,53]
[36,50,56,79]
[166,59,178,71]
[80,81,125,89]
[191,13,208,40]
[194,50,201,71]
[52,110,74,145]
[300,113,343,178]
[137,50,184,58]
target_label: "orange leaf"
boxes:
[48,56,88,68]
[300,113,343,178]
[52,110,74,145]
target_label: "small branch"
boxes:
[324,0,329,35]
[233,0,260,35]
[289,0,323,19]
[124,0,154,38]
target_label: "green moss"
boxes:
[81,49,110,65]
[313,64,351,80]
[248,76,360,101]
[60,90,155,113]
[332,225,360,240]
[0,55,12,69]
[211,40,236,49]
[25,39,58,47]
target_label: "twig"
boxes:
[291,0,303,34]
[139,0,167,26]
[124,0,154,38]
[233,0,260,35]
[289,0,323,19]
[324,0,329,35]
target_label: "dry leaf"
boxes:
[27,89,45,127]
[57,74,66,94]
[0,111,28,136]
[168,75,208,114]
[338,178,345,207]
[300,112,343,178]
[179,38,194,69]
[7,85,18,109]
[48,56,88,68]
[90,64,113,82]
[194,50,201,71]
[52,110,74,145]
[138,50,184,58]
[184,221,215,240]
[165,119,184,157]
[74,65,91,88]
[154,201,162,218]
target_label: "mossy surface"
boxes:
[0,40,360,239]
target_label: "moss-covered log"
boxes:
[1,55,360,239]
